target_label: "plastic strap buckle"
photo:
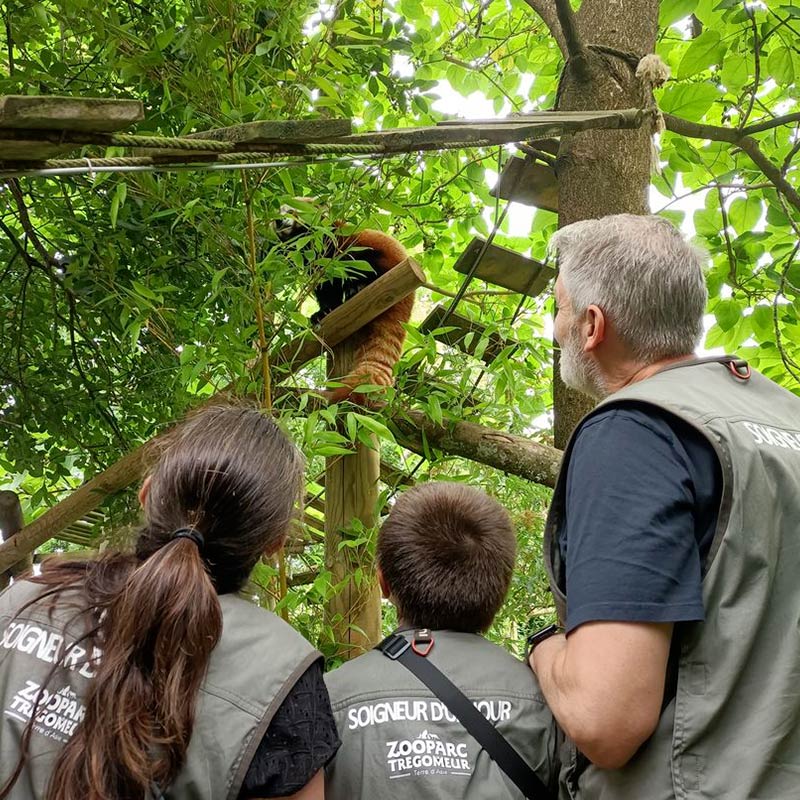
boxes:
[379,634,411,660]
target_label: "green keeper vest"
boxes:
[544,359,800,799]
[324,629,560,799]
[0,578,320,800]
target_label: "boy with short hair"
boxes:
[325,481,558,799]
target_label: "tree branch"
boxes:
[554,0,590,79]
[663,114,800,213]
[521,0,568,57]
[740,3,761,130]
[743,111,800,136]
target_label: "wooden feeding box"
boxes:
[491,154,559,212]
[420,304,510,365]
[453,238,555,298]
[0,95,143,161]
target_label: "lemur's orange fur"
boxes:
[325,230,413,404]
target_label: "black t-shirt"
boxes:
[559,403,723,634]
[238,659,341,798]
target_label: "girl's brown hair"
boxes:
[1,405,304,800]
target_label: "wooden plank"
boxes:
[0,95,143,131]
[435,109,642,126]
[187,118,352,144]
[0,436,156,573]
[453,238,555,297]
[0,95,143,161]
[274,257,426,374]
[340,122,575,150]
[491,155,559,212]
[307,495,326,515]
[324,330,382,660]
[420,304,510,365]
[0,140,75,160]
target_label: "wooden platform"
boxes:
[453,238,555,297]
[0,97,645,165]
[0,95,143,160]
[420,305,510,364]
[492,155,559,212]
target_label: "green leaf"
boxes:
[130,280,161,301]
[660,0,698,27]
[766,46,795,86]
[677,30,724,78]
[728,196,762,235]
[715,298,742,332]
[694,208,720,238]
[720,53,749,92]
[659,83,719,119]
[750,305,774,342]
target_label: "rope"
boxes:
[108,133,236,151]
[3,139,497,177]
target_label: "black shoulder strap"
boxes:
[377,633,552,799]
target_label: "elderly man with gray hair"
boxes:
[528,214,800,799]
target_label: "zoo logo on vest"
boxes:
[386,729,472,780]
[4,680,87,744]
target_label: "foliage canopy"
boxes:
[1,0,798,652]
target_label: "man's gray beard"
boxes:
[559,332,608,400]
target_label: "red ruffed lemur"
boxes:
[276,215,413,404]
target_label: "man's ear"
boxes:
[377,567,392,600]
[583,304,606,353]
[138,475,152,509]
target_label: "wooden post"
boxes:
[0,491,29,588]
[324,330,382,660]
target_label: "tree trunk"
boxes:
[0,491,28,589]
[553,0,660,448]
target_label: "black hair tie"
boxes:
[172,528,205,550]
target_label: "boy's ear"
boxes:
[377,567,392,600]
[138,475,152,508]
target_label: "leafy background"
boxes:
[1,0,797,658]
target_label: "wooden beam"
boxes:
[0,94,143,160]
[453,238,555,297]
[274,257,426,374]
[420,304,510,364]
[0,95,143,131]
[143,119,355,156]
[0,491,28,588]
[435,109,642,126]
[0,433,159,573]
[187,119,353,144]
[324,330,382,660]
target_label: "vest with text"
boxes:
[0,578,320,800]
[325,629,559,800]
[544,360,800,800]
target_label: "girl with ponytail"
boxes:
[0,405,339,800]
